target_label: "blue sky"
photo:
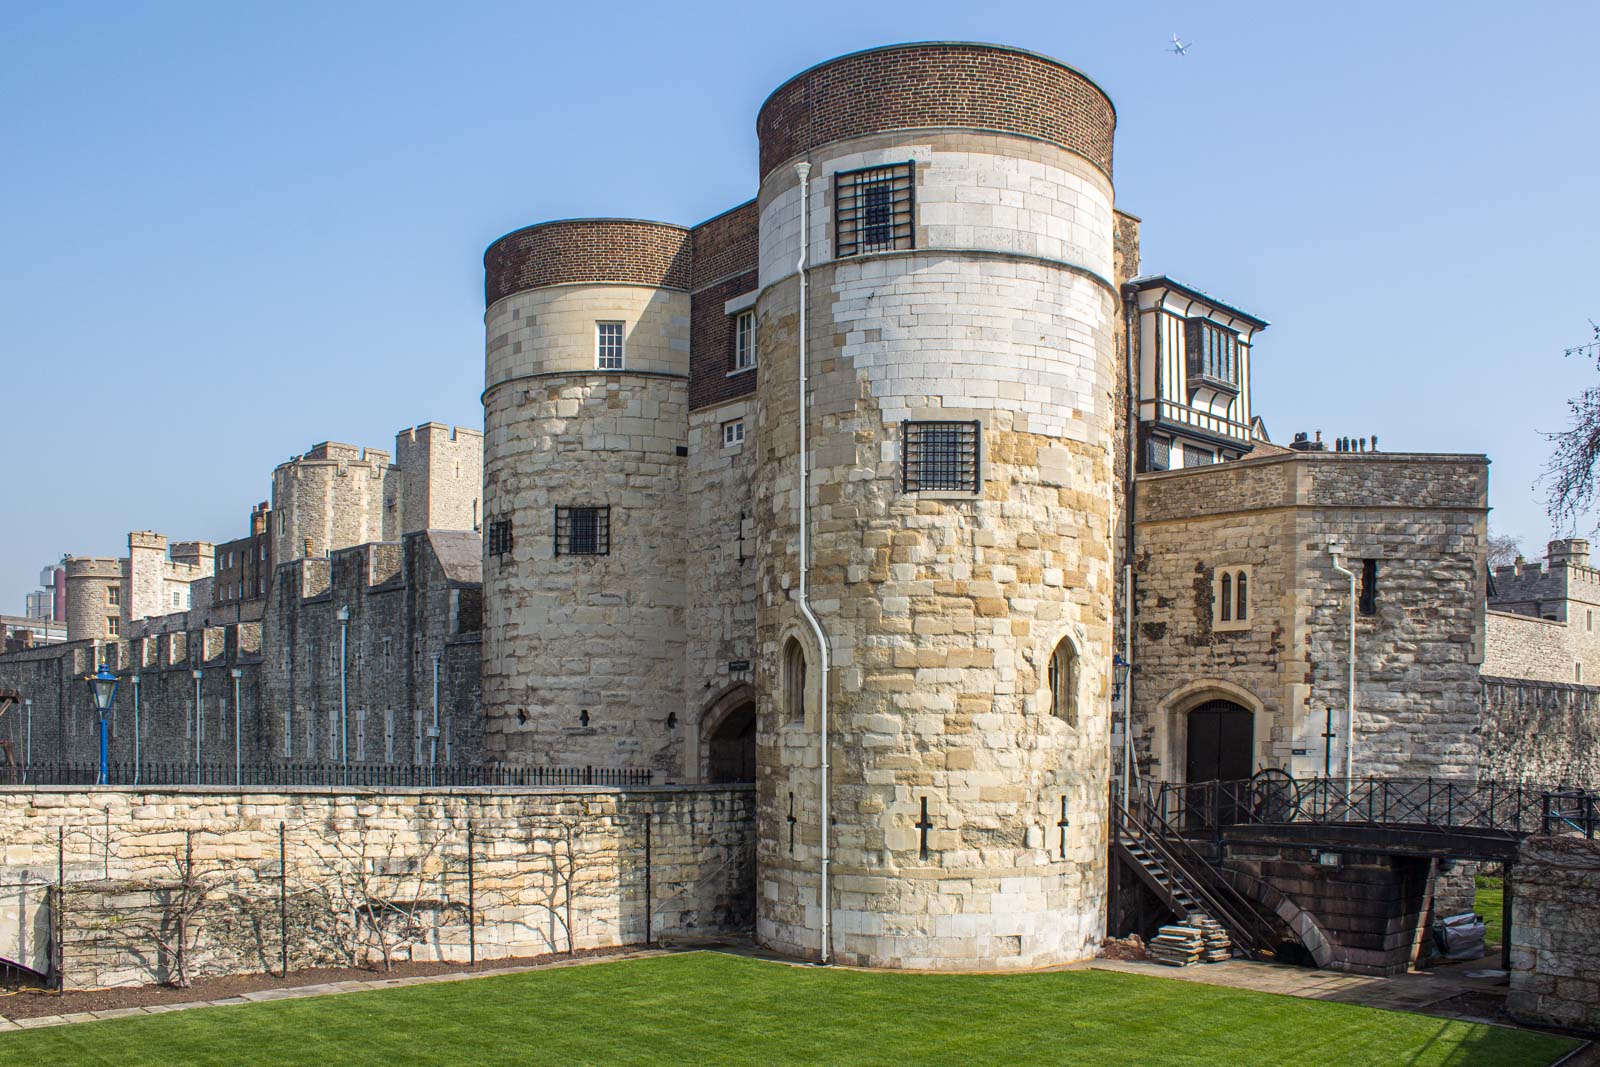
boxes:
[3,1,1597,612]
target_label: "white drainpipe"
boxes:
[793,160,833,965]
[1329,546,1357,778]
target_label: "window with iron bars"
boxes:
[902,421,980,493]
[555,506,610,556]
[487,519,514,557]
[835,162,915,258]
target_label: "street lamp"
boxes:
[192,668,204,782]
[231,668,243,786]
[22,699,32,783]
[85,664,118,786]
[130,675,141,786]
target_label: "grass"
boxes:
[0,952,1576,1066]
[1477,873,1505,947]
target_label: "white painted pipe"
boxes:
[1329,547,1357,778]
[793,160,833,965]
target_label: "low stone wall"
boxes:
[0,785,754,988]
[1508,835,1600,1033]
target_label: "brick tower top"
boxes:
[755,42,1116,180]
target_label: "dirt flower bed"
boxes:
[0,945,637,1020]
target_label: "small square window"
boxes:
[488,519,514,557]
[556,506,610,556]
[107,586,121,607]
[902,421,980,493]
[723,420,745,447]
[735,311,757,371]
[835,162,915,257]
[596,322,624,370]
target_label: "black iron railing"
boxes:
[1155,777,1598,839]
[4,762,654,789]
[1114,784,1284,958]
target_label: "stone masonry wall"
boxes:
[1484,609,1600,685]
[0,785,753,987]
[1507,835,1600,1033]
[752,123,1118,969]
[1480,678,1600,789]
[682,401,758,779]
[1132,452,1488,781]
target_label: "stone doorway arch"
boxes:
[691,684,756,784]
[1150,679,1268,784]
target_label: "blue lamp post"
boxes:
[86,664,118,786]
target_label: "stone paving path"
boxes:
[1091,957,1503,1015]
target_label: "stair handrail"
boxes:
[1118,799,1280,956]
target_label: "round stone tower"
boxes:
[480,219,692,774]
[64,556,125,642]
[752,43,1120,969]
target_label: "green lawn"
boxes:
[1477,873,1505,947]
[0,952,1575,1066]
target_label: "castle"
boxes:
[1,42,1594,974]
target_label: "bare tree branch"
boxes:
[1543,321,1600,527]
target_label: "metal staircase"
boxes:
[1112,786,1291,960]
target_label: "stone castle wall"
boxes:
[0,530,483,776]
[0,785,753,987]
[1484,609,1600,685]
[271,443,395,564]
[1131,452,1489,781]
[1479,678,1600,789]
[63,557,123,642]
[1507,835,1600,1033]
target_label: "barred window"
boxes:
[734,311,757,371]
[556,506,610,556]
[596,321,624,370]
[488,519,513,557]
[902,421,980,493]
[835,162,914,257]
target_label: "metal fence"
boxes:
[7,762,654,789]
[1155,776,1600,839]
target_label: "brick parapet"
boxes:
[484,219,692,307]
[756,42,1115,180]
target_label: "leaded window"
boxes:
[1185,319,1240,387]
[835,162,914,257]
[556,506,610,557]
[902,421,980,493]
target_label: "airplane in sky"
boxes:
[1169,34,1192,56]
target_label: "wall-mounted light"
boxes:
[1111,653,1130,702]
[579,709,590,727]
[516,708,527,726]
[667,712,678,729]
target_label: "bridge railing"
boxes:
[1156,777,1598,839]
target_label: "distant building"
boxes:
[1484,539,1600,685]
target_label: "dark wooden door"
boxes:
[1186,699,1253,783]
[1185,699,1254,827]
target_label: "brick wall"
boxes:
[756,43,1116,179]
[484,220,692,306]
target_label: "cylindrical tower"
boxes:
[753,43,1120,969]
[64,556,126,642]
[481,219,692,774]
